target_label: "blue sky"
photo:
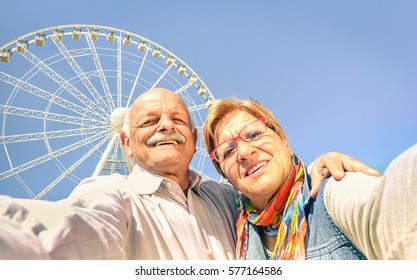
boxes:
[1,0,417,200]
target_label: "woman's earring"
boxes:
[293,154,299,164]
[234,191,243,209]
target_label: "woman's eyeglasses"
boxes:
[209,117,268,163]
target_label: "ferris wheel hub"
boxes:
[110,107,127,131]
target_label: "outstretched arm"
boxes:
[324,143,417,259]
[0,216,50,259]
[0,196,52,259]
[309,152,381,198]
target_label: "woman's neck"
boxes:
[260,230,277,252]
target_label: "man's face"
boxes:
[121,89,197,176]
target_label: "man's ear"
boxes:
[192,127,198,154]
[119,131,133,158]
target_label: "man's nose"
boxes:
[156,114,174,132]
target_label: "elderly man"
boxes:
[0,88,379,259]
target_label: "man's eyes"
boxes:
[140,119,158,127]
[173,118,186,124]
[138,118,187,127]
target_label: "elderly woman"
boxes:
[202,97,417,260]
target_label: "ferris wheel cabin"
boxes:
[122,34,132,46]
[177,63,186,75]
[53,28,64,42]
[106,30,116,42]
[72,26,82,40]
[138,39,147,51]
[16,39,29,53]
[35,32,46,46]
[0,48,11,62]
[188,73,197,84]
[165,54,175,66]
[89,27,100,40]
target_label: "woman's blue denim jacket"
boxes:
[245,164,366,260]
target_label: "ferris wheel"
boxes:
[0,24,218,200]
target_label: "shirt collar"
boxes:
[126,164,203,195]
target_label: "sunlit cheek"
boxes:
[134,130,151,145]
[222,162,239,185]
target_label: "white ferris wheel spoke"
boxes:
[0,71,106,120]
[15,174,36,198]
[34,131,114,199]
[51,31,114,114]
[150,63,175,89]
[16,49,109,117]
[84,31,115,110]
[0,126,105,144]
[0,130,109,181]
[117,32,122,109]
[0,105,106,127]
[126,47,150,107]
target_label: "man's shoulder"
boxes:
[70,173,129,197]
[199,180,238,219]
[199,180,236,196]
[78,173,127,186]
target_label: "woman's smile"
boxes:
[244,160,269,177]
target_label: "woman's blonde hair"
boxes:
[202,97,287,175]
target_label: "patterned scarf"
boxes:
[235,156,307,260]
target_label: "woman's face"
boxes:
[214,111,293,210]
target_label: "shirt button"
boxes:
[206,249,213,256]
[167,182,172,188]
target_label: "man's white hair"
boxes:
[122,108,132,137]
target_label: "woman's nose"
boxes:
[236,140,255,162]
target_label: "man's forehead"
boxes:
[135,94,188,115]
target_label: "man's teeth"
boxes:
[155,140,178,146]
[247,162,266,176]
